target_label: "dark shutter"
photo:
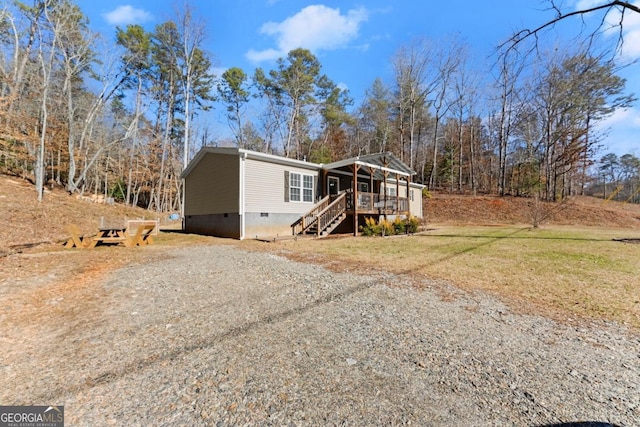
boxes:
[284,171,290,202]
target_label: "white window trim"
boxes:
[289,172,314,203]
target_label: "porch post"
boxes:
[407,175,411,216]
[383,170,388,219]
[352,164,360,236]
[368,167,374,196]
[322,169,328,197]
[395,173,400,214]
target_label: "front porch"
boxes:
[292,152,416,237]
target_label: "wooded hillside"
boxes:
[2,174,638,256]
[1,1,639,212]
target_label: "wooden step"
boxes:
[319,213,346,237]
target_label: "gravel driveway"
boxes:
[1,244,639,426]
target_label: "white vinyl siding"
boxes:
[244,159,317,213]
[184,153,239,215]
[381,181,424,218]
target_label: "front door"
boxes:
[328,176,339,195]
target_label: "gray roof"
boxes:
[182,148,418,183]
[322,152,416,178]
[181,147,320,178]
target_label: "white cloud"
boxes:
[103,5,153,26]
[246,48,282,63]
[573,1,640,60]
[574,0,602,9]
[245,5,368,63]
[590,107,640,155]
[619,28,640,58]
[599,106,640,128]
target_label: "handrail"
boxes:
[291,195,330,235]
[315,192,347,237]
[291,193,347,236]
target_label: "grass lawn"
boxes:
[267,225,640,329]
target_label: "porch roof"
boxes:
[321,152,415,179]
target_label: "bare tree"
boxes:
[490,49,526,196]
[33,0,62,202]
[449,46,478,192]
[506,1,640,55]
[56,1,98,194]
[392,39,430,168]
[174,4,209,171]
[426,39,464,190]
[0,2,41,133]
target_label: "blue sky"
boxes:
[76,1,640,157]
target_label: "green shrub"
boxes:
[360,216,421,236]
[359,216,380,236]
[379,218,394,236]
[393,216,406,234]
[406,216,420,233]
[108,178,126,202]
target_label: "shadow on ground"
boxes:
[536,422,620,427]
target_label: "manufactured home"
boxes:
[181,147,425,239]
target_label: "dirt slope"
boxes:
[0,176,169,254]
[426,193,640,228]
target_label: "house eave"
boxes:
[182,147,321,179]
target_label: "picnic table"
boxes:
[64,224,88,248]
[84,227,128,248]
[64,223,155,249]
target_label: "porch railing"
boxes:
[346,191,409,213]
[291,195,330,235]
[315,192,347,237]
[291,192,347,236]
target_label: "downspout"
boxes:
[239,152,247,240]
[353,164,360,236]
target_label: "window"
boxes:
[385,186,396,196]
[289,172,314,202]
[290,173,301,201]
[303,175,314,202]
